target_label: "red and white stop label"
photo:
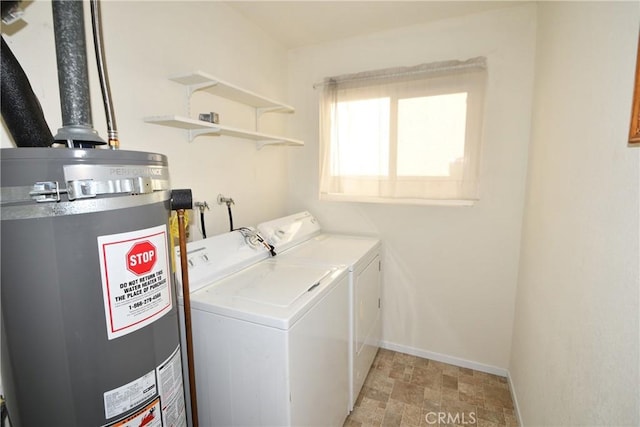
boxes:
[98,225,171,340]
[126,240,157,275]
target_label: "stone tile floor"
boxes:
[344,349,518,427]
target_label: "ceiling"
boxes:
[225,1,524,49]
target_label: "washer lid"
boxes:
[191,261,346,330]
[234,265,330,307]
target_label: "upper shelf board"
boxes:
[169,71,295,114]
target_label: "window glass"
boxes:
[397,93,467,177]
[332,98,390,176]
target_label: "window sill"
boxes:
[320,194,476,206]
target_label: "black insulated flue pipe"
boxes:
[0,37,53,148]
[52,0,105,147]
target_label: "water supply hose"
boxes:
[200,210,207,239]
[90,0,119,149]
[227,202,234,232]
[193,201,209,239]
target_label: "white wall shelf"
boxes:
[145,71,303,148]
[169,71,295,115]
[144,115,304,149]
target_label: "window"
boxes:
[319,58,487,204]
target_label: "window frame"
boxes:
[319,59,487,205]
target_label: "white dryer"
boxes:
[175,230,350,427]
[257,212,382,410]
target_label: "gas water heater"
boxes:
[1,148,188,427]
[0,1,189,425]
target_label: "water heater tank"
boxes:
[0,148,187,427]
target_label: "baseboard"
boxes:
[507,372,524,426]
[379,340,509,377]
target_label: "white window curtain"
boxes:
[319,57,487,204]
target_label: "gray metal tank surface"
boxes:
[0,148,186,427]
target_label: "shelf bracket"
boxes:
[255,106,293,134]
[257,106,290,117]
[187,81,220,98]
[188,128,221,142]
[257,139,286,150]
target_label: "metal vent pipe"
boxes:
[51,0,105,147]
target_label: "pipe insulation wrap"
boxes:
[52,0,92,128]
[0,37,53,147]
[171,189,193,211]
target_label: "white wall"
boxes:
[0,1,296,235]
[287,4,537,371]
[509,2,640,425]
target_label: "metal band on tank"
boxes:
[0,190,170,220]
[1,164,170,204]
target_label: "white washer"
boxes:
[175,230,350,427]
[257,212,382,410]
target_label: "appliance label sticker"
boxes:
[103,396,162,427]
[103,371,157,421]
[157,346,187,427]
[98,224,172,340]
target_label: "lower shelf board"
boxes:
[144,115,304,148]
